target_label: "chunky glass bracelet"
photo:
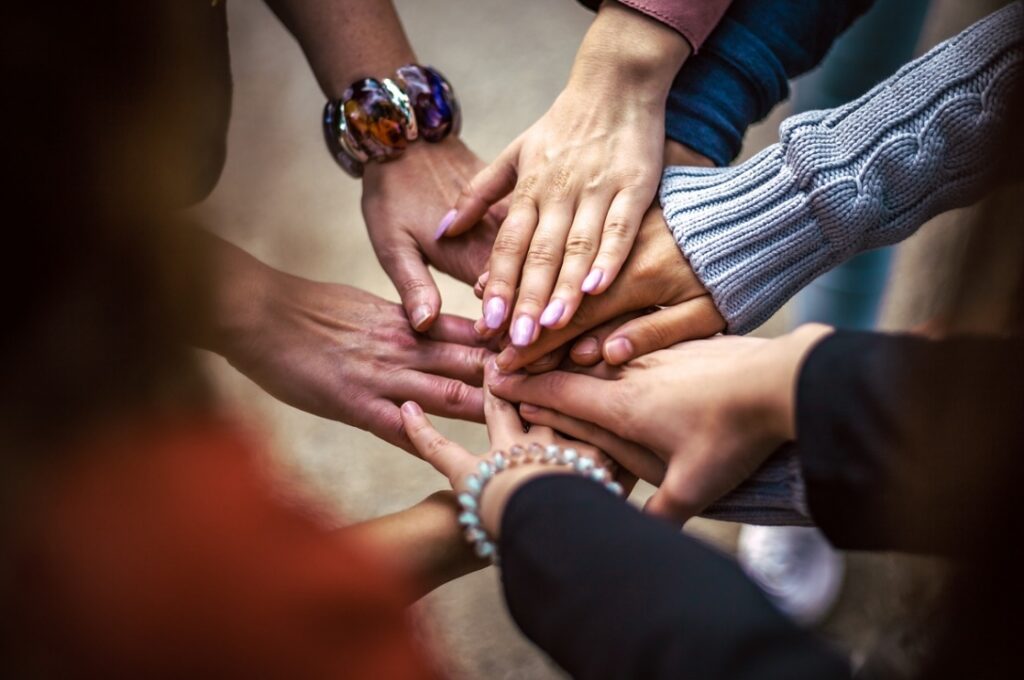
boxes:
[323,64,460,178]
[456,444,624,565]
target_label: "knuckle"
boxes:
[602,217,635,241]
[515,175,539,200]
[547,165,573,200]
[525,241,560,268]
[564,233,597,258]
[637,319,673,351]
[425,434,451,457]
[493,233,526,258]
[442,380,471,406]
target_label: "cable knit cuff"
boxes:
[660,2,1023,335]
[660,145,841,335]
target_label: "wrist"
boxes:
[763,324,835,441]
[478,465,573,538]
[664,139,714,168]
[200,235,278,357]
[570,1,690,101]
[361,136,466,187]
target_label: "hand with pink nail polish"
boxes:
[435,2,707,345]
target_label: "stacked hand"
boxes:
[488,325,834,524]
[438,1,694,346]
[202,234,494,453]
[399,366,627,538]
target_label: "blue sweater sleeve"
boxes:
[667,0,875,166]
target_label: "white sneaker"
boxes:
[737,525,845,626]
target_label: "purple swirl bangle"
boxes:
[323,64,461,178]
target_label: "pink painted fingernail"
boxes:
[484,297,506,329]
[511,316,535,347]
[539,299,565,327]
[434,208,458,240]
[582,268,604,294]
[605,337,635,364]
[401,401,423,416]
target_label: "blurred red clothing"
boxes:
[5,418,439,679]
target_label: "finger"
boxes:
[399,401,474,479]
[473,271,489,300]
[542,198,608,329]
[644,458,716,527]
[522,345,569,374]
[519,403,665,485]
[483,368,528,448]
[569,311,649,366]
[377,239,443,332]
[441,142,520,239]
[481,192,539,331]
[584,187,649,296]
[496,279,634,372]
[603,296,725,365]
[391,372,485,423]
[510,203,577,344]
[487,369,619,431]
[418,341,491,386]
[364,399,415,454]
[427,313,496,348]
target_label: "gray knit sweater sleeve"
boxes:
[659,3,1024,334]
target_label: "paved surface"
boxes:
[197,1,1000,676]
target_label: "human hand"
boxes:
[490,204,725,373]
[361,138,504,331]
[489,325,834,524]
[439,2,696,346]
[203,235,493,453]
[398,366,628,538]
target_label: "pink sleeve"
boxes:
[607,0,732,51]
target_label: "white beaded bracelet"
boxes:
[456,443,624,564]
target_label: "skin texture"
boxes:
[346,491,486,600]
[488,325,835,524]
[202,234,493,453]
[441,1,694,345]
[489,204,725,373]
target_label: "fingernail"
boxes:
[411,304,433,330]
[434,208,458,240]
[605,337,634,364]
[582,268,604,294]
[574,336,599,357]
[474,317,488,335]
[539,299,565,327]
[519,402,538,414]
[511,316,535,347]
[484,297,506,329]
[496,349,515,372]
[401,401,422,416]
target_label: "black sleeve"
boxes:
[797,331,1024,554]
[499,475,849,680]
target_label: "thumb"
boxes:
[400,401,473,483]
[439,141,520,239]
[379,237,443,332]
[603,296,725,365]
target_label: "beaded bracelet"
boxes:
[323,64,460,178]
[456,443,624,564]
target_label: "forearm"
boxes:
[797,331,1024,555]
[665,0,875,165]
[499,475,849,678]
[661,3,1024,334]
[264,0,416,98]
[344,492,486,602]
[568,1,691,104]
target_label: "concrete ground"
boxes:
[197,1,1002,676]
